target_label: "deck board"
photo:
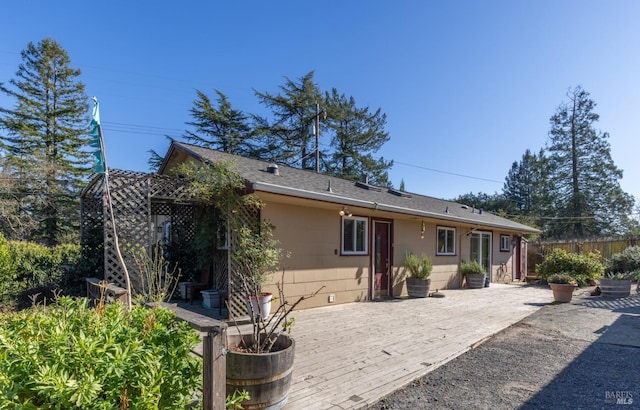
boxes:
[187,284,551,409]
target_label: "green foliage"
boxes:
[323,88,393,186]
[460,260,485,276]
[606,246,640,275]
[404,252,433,279]
[185,89,253,157]
[129,242,181,303]
[0,238,81,306]
[226,390,250,409]
[535,248,604,286]
[543,86,634,238]
[0,298,201,408]
[179,71,394,186]
[0,38,91,245]
[548,273,577,285]
[235,224,283,294]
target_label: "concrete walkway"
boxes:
[228,283,553,409]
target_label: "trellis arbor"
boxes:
[80,169,256,319]
[80,170,221,299]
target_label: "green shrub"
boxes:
[460,260,485,276]
[548,273,577,285]
[0,297,201,408]
[535,248,604,286]
[606,246,640,276]
[0,239,82,307]
[404,252,433,279]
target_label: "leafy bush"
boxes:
[404,252,433,279]
[0,236,82,307]
[0,297,201,408]
[535,248,604,286]
[548,273,577,285]
[606,246,640,276]
[460,260,485,276]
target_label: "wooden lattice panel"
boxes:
[103,171,149,291]
[81,170,197,295]
[82,169,231,306]
[227,204,260,319]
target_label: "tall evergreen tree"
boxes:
[0,38,90,245]
[545,86,634,238]
[184,89,253,156]
[253,72,323,169]
[502,149,550,216]
[324,89,392,186]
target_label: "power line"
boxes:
[393,161,504,184]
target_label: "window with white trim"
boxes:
[500,234,511,252]
[437,226,456,255]
[342,216,368,255]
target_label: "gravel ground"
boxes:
[371,288,640,410]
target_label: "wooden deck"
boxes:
[183,283,552,409]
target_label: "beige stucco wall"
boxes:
[256,194,518,309]
[259,199,369,310]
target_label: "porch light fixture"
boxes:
[339,207,352,217]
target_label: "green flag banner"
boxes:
[90,97,105,173]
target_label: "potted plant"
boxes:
[404,252,433,298]
[548,273,577,303]
[600,246,640,298]
[179,159,321,409]
[460,260,486,289]
[228,222,323,409]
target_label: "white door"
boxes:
[470,232,492,280]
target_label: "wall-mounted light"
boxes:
[339,207,352,217]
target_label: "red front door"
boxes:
[372,220,391,299]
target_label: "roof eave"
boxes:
[252,182,540,234]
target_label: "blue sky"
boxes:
[1,1,639,202]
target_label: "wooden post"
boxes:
[203,325,227,410]
[153,302,228,410]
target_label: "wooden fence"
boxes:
[529,236,640,270]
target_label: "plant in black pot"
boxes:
[460,260,486,289]
[404,252,433,298]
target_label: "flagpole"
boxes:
[92,97,132,310]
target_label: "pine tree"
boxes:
[324,89,392,186]
[184,89,253,156]
[545,86,634,238]
[503,149,549,215]
[0,38,90,245]
[253,72,323,169]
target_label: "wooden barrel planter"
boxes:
[226,334,295,410]
[406,277,431,298]
[466,274,486,289]
[599,278,631,298]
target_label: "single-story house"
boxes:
[159,142,539,311]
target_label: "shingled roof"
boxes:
[162,142,539,234]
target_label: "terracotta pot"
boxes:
[549,283,576,303]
